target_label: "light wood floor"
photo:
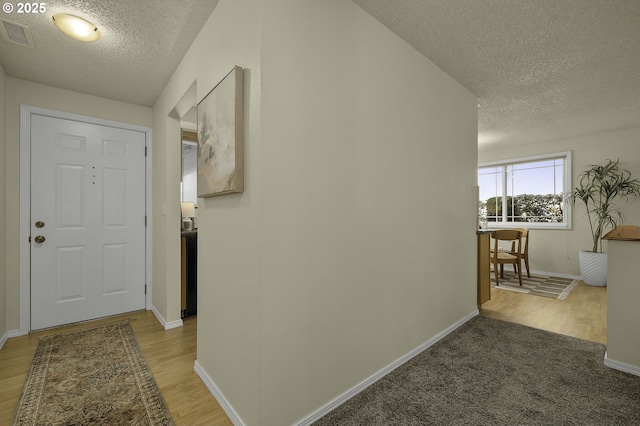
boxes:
[0,311,232,426]
[481,280,607,344]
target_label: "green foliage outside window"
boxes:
[482,194,563,222]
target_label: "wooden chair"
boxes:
[490,229,523,287]
[509,227,530,278]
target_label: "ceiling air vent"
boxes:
[0,18,35,48]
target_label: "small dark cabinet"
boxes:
[181,231,197,318]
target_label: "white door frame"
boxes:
[19,105,153,334]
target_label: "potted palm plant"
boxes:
[570,159,640,286]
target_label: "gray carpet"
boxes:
[314,316,640,425]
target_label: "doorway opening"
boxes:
[19,105,152,334]
[181,128,198,319]
[477,231,606,344]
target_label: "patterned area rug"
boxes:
[490,268,578,299]
[13,321,175,425]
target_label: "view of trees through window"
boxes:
[480,194,564,223]
[478,155,567,224]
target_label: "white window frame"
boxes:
[478,151,572,230]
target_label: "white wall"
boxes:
[156,0,477,424]
[479,126,640,275]
[0,64,6,340]
[3,78,151,330]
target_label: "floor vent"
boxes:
[0,18,35,48]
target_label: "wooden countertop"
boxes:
[603,225,640,241]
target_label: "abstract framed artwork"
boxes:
[197,66,244,197]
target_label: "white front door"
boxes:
[30,114,146,330]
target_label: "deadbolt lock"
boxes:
[34,235,46,244]
[35,221,45,228]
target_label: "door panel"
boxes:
[103,243,127,294]
[56,164,86,227]
[30,114,146,330]
[103,167,127,225]
[55,246,85,301]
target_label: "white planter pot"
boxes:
[579,250,608,287]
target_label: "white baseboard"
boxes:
[0,329,22,351]
[194,360,245,426]
[0,331,8,350]
[530,269,582,280]
[150,305,183,330]
[295,309,480,426]
[604,352,640,377]
[164,319,183,330]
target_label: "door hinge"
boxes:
[145,146,148,157]
[145,284,147,295]
[145,215,147,226]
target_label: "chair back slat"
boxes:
[510,227,528,254]
[491,230,522,259]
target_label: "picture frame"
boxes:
[197,66,244,197]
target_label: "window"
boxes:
[478,152,571,229]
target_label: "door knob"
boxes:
[35,221,45,228]
[34,235,46,244]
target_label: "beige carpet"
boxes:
[13,321,175,425]
[490,268,578,299]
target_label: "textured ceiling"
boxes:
[1,1,638,148]
[353,0,640,149]
[0,0,219,106]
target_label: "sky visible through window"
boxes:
[478,159,563,202]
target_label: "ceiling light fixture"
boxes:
[52,14,101,42]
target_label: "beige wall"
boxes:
[479,126,640,276]
[259,2,477,424]
[152,0,262,421]
[156,0,477,424]
[0,65,6,339]
[4,78,151,330]
[606,238,640,370]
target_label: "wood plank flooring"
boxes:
[0,311,232,426]
[480,280,607,344]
